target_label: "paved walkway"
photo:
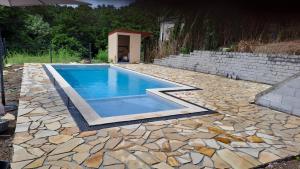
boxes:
[12,64,300,169]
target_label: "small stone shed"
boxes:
[108,29,151,63]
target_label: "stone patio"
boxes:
[11,63,300,169]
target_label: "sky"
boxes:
[82,0,135,8]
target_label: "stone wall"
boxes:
[255,72,300,116]
[154,51,300,85]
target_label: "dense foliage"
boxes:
[1,0,299,63]
[0,4,159,59]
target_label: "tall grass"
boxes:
[6,48,81,64]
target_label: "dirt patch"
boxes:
[236,40,300,55]
[255,155,300,169]
[0,64,23,161]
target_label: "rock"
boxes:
[40,144,57,153]
[97,130,108,137]
[105,137,122,150]
[150,152,167,162]
[26,138,47,146]
[188,139,206,147]
[204,139,220,149]
[90,143,105,154]
[169,140,186,151]
[15,122,31,133]
[128,145,148,152]
[176,153,191,164]
[134,151,160,165]
[152,162,174,169]
[214,137,231,144]
[180,163,201,169]
[130,126,146,136]
[104,164,125,169]
[217,149,254,169]
[218,125,234,131]
[201,156,214,168]
[167,157,180,167]
[162,128,178,133]
[245,126,258,130]
[60,127,79,135]
[78,131,97,137]
[29,107,48,115]
[179,119,202,129]
[208,126,225,134]
[194,146,215,157]
[46,160,82,169]
[11,160,33,169]
[165,133,189,141]
[190,132,217,139]
[1,113,15,120]
[88,137,109,146]
[114,140,134,150]
[30,121,41,130]
[236,152,261,166]
[47,152,75,161]
[84,151,103,168]
[231,141,249,148]
[161,141,171,152]
[247,135,264,143]
[211,154,230,169]
[102,154,121,166]
[18,108,34,116]
[245,130,256,136]
[259,151,280,163]
[49,138,84,155]
[45,122,61,131]
[73,152,89,164]
[27,148,45,156]
[49,135,73,144]
[24,156,46,168]
[257,133,280,141]
[237,148,263,158]
[109,150,150,169]
[144,143,160,150]
[73,144,92,153]
[149,130,164,139]
[13,132,33,144]
[145,125,165,131]
[13,145,37,162]
[34,130,58,138]
[191,152,204,164]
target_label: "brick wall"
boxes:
[154,51,300,85]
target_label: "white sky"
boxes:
[83,0,135,8]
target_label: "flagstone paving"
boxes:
[12,63,300,169]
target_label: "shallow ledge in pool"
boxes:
[43,64,215,130]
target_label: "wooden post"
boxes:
[0,35,5,105]
[89,43,92,63]
[50,45,53,63]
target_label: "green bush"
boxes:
[180,47,190,54]
[51,33,87,56]
[93,49,108,63]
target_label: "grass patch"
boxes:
[6,48,81,64]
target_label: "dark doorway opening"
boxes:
[118,35,130,62]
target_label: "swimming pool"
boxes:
[45,64,208,126]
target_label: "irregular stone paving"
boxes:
[12,63,300,169]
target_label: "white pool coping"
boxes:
[44,64,209,126]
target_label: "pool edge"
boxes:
[44,63,215,128]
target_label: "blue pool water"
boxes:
[53,65,185,117]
